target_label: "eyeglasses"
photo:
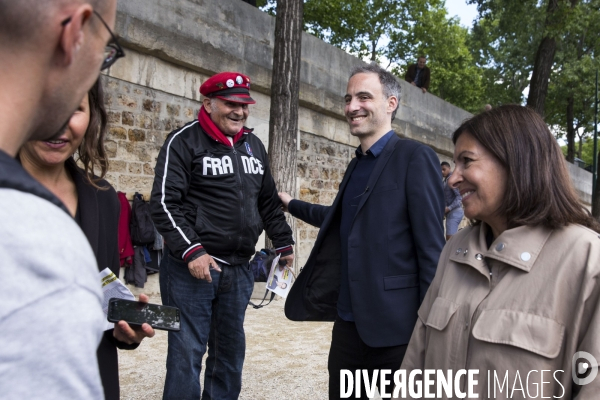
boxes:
[61,10,125,71]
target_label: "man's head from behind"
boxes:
[345,63,400,138]
[417,56,427,69]
[0,0,118,151]
[200,72,256,137]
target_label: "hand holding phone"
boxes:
[108,298,181,332]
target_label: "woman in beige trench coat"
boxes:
[398,105,600,399]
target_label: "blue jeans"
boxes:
[445,208,464,235]
[160,249,254,400]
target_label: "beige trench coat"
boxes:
[399,223,600,399]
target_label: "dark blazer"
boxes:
[67,159,137,400]
[284,134,445,347]
[404,64,431,90]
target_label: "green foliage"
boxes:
[546,0,600,145]
[303,0,413,63]
[467,0,546,106]
[561,136,600,166]
[301,0,487,113]
[390,3,485,112]
[257,0,599,123]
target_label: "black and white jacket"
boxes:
[150,121,294,265]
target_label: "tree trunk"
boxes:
[593,151,600,219]
[266,0,303,273]
[566,95,575,163]
[527,36,557,116]
[526,0,560,116]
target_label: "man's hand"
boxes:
[113,293,156,345]
[278,192,294,212]
[445,207,450,214]
[278,253,295,271]
[421,87,427,93]
[410,81,417,86]
[188,253,221,282]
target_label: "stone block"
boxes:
[167,104,180,117]
[136,114,153,129]
[109,160,127,173]
[297,163,307,178]
[104,140,118,158]
[107,111,121,124]
[143,163,155,176]
[128,162,143,174]
[300,139,310,151]
[119,175,155,194]
[184,107,196,119]
[128,129,146,142]
[108,127,127,140]
[310,179,324,189]
[143,99,161,113]
[118,94,137,109]
[309,167,320,179]
[122,111,134,126]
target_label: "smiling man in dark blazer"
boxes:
[279,63,445,399]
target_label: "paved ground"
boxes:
[118,296,333,400]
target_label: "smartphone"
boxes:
[107,298,181,332]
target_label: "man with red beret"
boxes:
[150,71,294,399]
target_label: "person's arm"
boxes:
[150,129,205,263]
[405,145,445,303]
[447,186,462,212]
[422,67,430,90]
[279,191,331,228]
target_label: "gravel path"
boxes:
[118,296,333,400]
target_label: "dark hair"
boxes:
[441,161,450,168]
[76,77,109,188]
[350,63,401,121]
[452,105,600,232]
[418,55,427,61]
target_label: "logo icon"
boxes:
[226,79,235,88]
[245,142,253,156]
[572,351,598,385]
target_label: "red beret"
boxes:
[200,72,256,104]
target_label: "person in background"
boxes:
[280,63,444,399]
[399,105,600,398]
[150,71,295,399]
[441,161,464,240]
[19,79,155,400]
[0,0,122,398]
[404,56,430,93]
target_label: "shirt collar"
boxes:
[355,130,395,158]
[449,223,553,274]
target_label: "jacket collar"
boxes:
[449,223,553,275]
[4,149,69,214]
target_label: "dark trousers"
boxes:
[328,318,407,400]
[160,249,254,400]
